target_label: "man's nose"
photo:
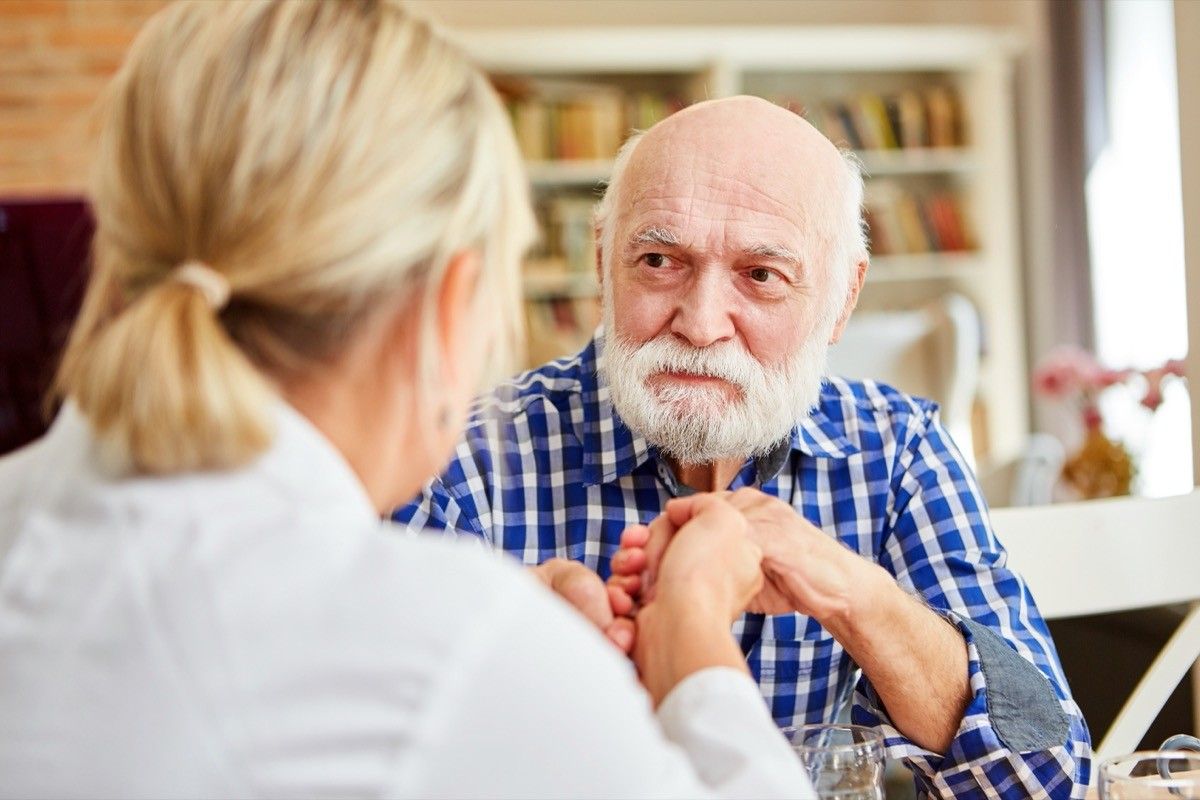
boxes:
[669,271,735,348]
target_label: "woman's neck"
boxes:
[283,360,427,516]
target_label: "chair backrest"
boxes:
[828,292,980,464]
[977,433,1066,508]
[991,490,1200,762]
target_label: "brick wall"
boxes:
[0,0,165,196]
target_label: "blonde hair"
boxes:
[56,0,534,474]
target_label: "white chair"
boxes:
[829,293,980,466]
[991,490,1200,762]
[978,433,1066,508]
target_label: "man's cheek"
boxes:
[616,297,674,343]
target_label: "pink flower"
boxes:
[1032,348,1187,422]
[1095,368,1131,388]
[1141,368,1166,411]
[1032,347,1101,398]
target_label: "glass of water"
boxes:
[1099,751,1200,799]
[781,723,885,800]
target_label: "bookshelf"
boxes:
[454,26,1028,465]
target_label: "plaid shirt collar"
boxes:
[579,331,861,488]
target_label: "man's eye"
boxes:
[644,253,667,268]
[749,267,774,283]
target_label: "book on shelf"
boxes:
[865,181,974,256]
[530,194,597,276]
[523,295,600,368]
[494,75,685,163]
[548,196,596,274]
[776,87,965,152]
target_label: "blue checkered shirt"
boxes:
[395,333,1091,798]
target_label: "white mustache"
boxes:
[626,337,773,391]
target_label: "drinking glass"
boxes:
[781,723,885,800]
[1099,751,1200,799]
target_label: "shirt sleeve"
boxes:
[399,567,816,799]
[392,474,489,542]
[853,405,1091,799]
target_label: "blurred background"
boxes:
[2,0,1198,784]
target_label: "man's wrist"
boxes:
[817,558,898,643]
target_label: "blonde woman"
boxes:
[0,3,812,798]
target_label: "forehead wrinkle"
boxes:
[631,152,801,219]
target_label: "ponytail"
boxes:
[57,265,274,474]
[54,0,535,476]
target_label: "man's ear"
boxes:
[594,222,605,290]
[828,258,869,344]
[436,249,482,383]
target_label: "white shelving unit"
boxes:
[454,26,1029,465]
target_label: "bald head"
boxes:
[626,96,847,214]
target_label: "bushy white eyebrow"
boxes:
[630,226,682,248]
[625,227,804,277]
[745,242,803,266]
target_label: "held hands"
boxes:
[535,487,885,658]
[612,488,885,631]
[626,493,766,623]
[532,494,766,657]
[612,490,971,748]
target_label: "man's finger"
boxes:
[610,547,647,576]
[663,495,701,526]
[619,524,651,548]
[608,572,641,596]
[607,583,634,617]
[642,512,676,587]
[665,491,733,527]
[726,486,770,512]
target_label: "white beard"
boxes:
[600,301,833,466]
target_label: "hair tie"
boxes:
[172,261,231,310]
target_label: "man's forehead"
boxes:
[620,150,841,244]
[617,175,812,258]
[625,147,804,212]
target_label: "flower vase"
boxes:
[1061,427,1135,499]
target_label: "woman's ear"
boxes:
[437,249,482,386]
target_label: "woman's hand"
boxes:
[620,493,764,621]
[532,558,635,654]
[620,494,766,705]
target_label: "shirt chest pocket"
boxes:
[751,631,844,684]
[750,633,852,727]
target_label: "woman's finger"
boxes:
[605,617,636,655]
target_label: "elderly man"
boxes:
[395,96,1089,797]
